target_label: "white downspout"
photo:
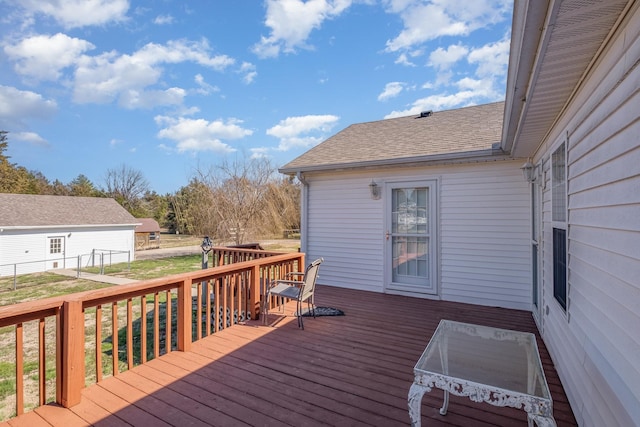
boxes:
[296,171,309,254]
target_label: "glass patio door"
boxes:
[386,181,437,295]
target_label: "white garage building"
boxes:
[0,194,139,277]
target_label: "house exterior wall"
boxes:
[0,226,136,277]
[304,159,532,311]
[533,5,640,426]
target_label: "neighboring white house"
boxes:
[0,194,140,277]
[280,1,639,426]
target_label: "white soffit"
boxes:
[510,0,631,158]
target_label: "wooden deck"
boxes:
[3,286,577,426]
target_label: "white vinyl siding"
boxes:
[536,7,640,426]
[439,162,530,310]
[307,175,384,293]
[305,160,531,310]
[0,226,135,277]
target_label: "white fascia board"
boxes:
[501,0,553,155]
[0,224,140,231]
[279,148,509,175]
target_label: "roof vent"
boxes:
[419,110,433,118]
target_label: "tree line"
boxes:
[0,131,300,244]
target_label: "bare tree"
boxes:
[198,157,276,244]
[104,164,150,215]
[261,176,301,236]
[169,178,217,236]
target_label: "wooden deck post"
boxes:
[177,279,192,352]
[60,299,84,408]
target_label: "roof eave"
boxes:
[501,0,552,156]
[0,224,140,230]
[279,147,510,176]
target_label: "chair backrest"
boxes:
[300,258,323,301]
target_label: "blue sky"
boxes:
[0,0,513,194]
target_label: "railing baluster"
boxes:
[140,296,147,364]
[126,298,133,370]
[38,318,46,406]
[222,277,228,329]
[230,274,236,327]
[55,306,62,404]
[214,279,220,333]
[96,305,102,382]
[16,323,24,415]
[205,280,211,336]
[196,283,202,340]
[112,302,118,376]
[165,290,171,354]
[154,293,159,359]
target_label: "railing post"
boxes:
[177,279,192,352]
[250,264,261,320]
[60,299,84,407]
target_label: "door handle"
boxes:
[386,231,390,240]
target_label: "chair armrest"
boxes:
[284,272,305,278]
[269,279,303,288]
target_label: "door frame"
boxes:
[531,165,544,328]
[383,179,438,296]
[46,235,66,270]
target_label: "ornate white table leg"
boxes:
[439,389,449,415]
[438,332,449,415]
[528,414,557,427]
[408,382,430,427]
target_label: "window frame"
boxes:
[551,141,568,312]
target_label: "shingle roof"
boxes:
[135,218,160,233]
[280,101,505,173]
[0,194,139,228]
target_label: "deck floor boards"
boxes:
[2,286,578,426]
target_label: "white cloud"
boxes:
[73,39,235,107]
[119,87,186,109]
[384,0,511,52]
[428,43,469,70]
[378,82,404,101]
[194,74,219,95]
[384,91,478,118]
[154,14,174,25]
[250,147,271,159]
[252,0,353,58]
[4,33,95,81]
[16,0,130,29]
[12,131,49,146]
[239,62,257,84]
[155,116,253,153]
[468,38,510,78]
[0,85,57,128]
[395,53,414,67]
[267,114,339,150]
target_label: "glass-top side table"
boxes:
[408,320,556,426]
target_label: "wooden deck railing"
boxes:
[0,252,304,420]
[210,246,285,267]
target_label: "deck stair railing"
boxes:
[0,252,303,421]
